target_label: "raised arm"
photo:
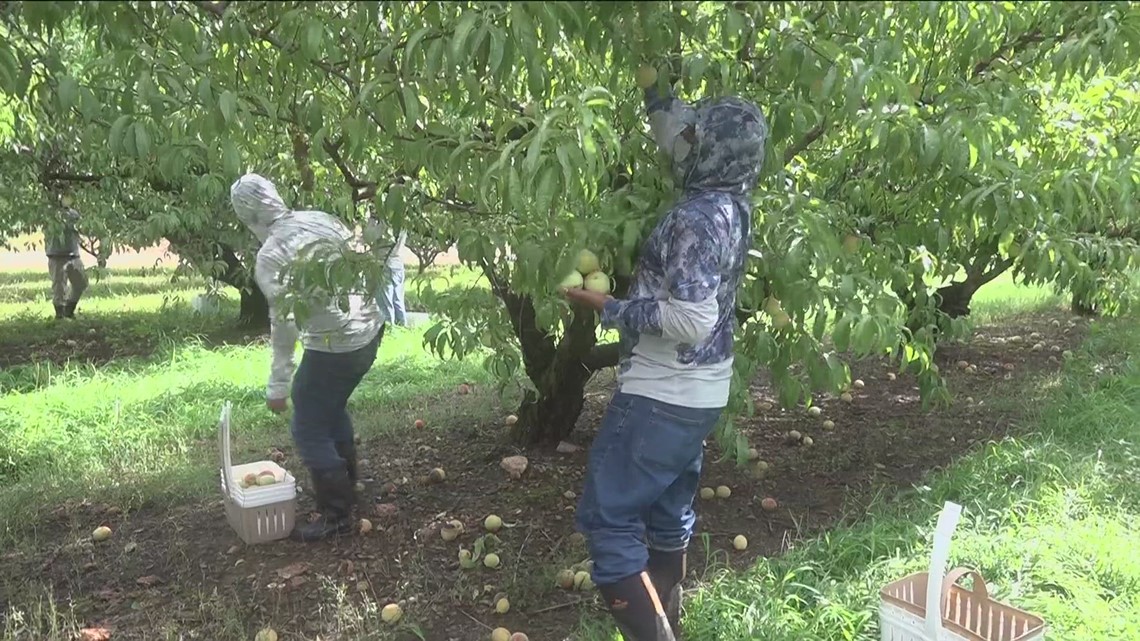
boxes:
[639,66,699,163]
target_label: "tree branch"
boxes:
[583,342,621,372]
[973,29,1045,78]
[479,259,557,380]
[782,120,827,165]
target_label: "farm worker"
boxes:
[230,174,386,542]
[365,214,409,327]
[561,67,768,640]
[45,205,89,320]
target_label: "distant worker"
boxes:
[45,205,89,320]
[366,214,408,327]
[230,173,386,542]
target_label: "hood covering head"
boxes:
[654,96,768,196]
[231,173,291,242]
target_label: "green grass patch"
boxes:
[970,271,1065,323]
[0,324,493,523]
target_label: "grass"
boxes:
[969,271,1065,324]
[4,264,1130,641]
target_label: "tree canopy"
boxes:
[1,1,1138,445]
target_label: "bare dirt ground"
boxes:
[0,313,1087,641]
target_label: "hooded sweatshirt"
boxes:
[600,84,768,409]
[231,174,385,400]
[45,208,81,258]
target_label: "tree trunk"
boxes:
[479,261,622,446]
[896,253,1011,337]
[211,243,270,329]
[935,280,979,318]
[507,304,618,445]
[1071,290,1098,317]
[238,285,270,329]
[511,359,593,444]
[934,257,1011,318]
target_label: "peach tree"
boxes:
[1,1,1137,446]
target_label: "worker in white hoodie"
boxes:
[230,174,386,542]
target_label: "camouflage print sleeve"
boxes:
[601,208,722,344]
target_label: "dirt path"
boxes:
[0,313,1087,640]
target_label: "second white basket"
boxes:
[879,501,1046,641]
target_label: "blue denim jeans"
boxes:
[576,391,723,586]
[290,329,382,471]
[378,264,407,326]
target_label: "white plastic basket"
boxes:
[880,502,1046,641]
[218,401,297,544]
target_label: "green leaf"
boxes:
[219,90,237,124]
[921,126,941,167]
[222,140,240,176]
[488,27,506,76]
[57,75,79,111]
[303,21,323,59]
[555,143,576,194]
[451,10,480,64]
[404,27,432,65]
[401,85,421,126]
[524,123,550,175]
[108,115,131,153]
[820,64,839,97]
[133,123,151,159]
[196,77,213,105]
[832,314,854,352]
[535,165,558,214]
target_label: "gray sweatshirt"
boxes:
[230,174,385,400]
[45,209,81,258]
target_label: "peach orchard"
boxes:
[0,1,1137,446]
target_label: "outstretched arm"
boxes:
[599,211,721,344]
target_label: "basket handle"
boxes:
[218,401,234,496]
[941,567,990,603]
[923,501,964,641]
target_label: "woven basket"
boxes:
[217,402,297,544]
[879,502,1046,641]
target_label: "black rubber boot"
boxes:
[63,302,77,319]
[335,441,358,483]
[53,304,65,320]
[597,572,677,641]
[291,467,354,542]
[647,549,686,639]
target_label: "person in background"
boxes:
[561,66,768,641]
[366,213,408,327]
[230,173,386,542]
[45,205,89,320]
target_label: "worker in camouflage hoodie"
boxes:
[45,205,89,320]
[230,174,386,542]
[562,68,768,640]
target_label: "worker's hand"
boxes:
[266,397,288,414]
[561,287,612,312]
